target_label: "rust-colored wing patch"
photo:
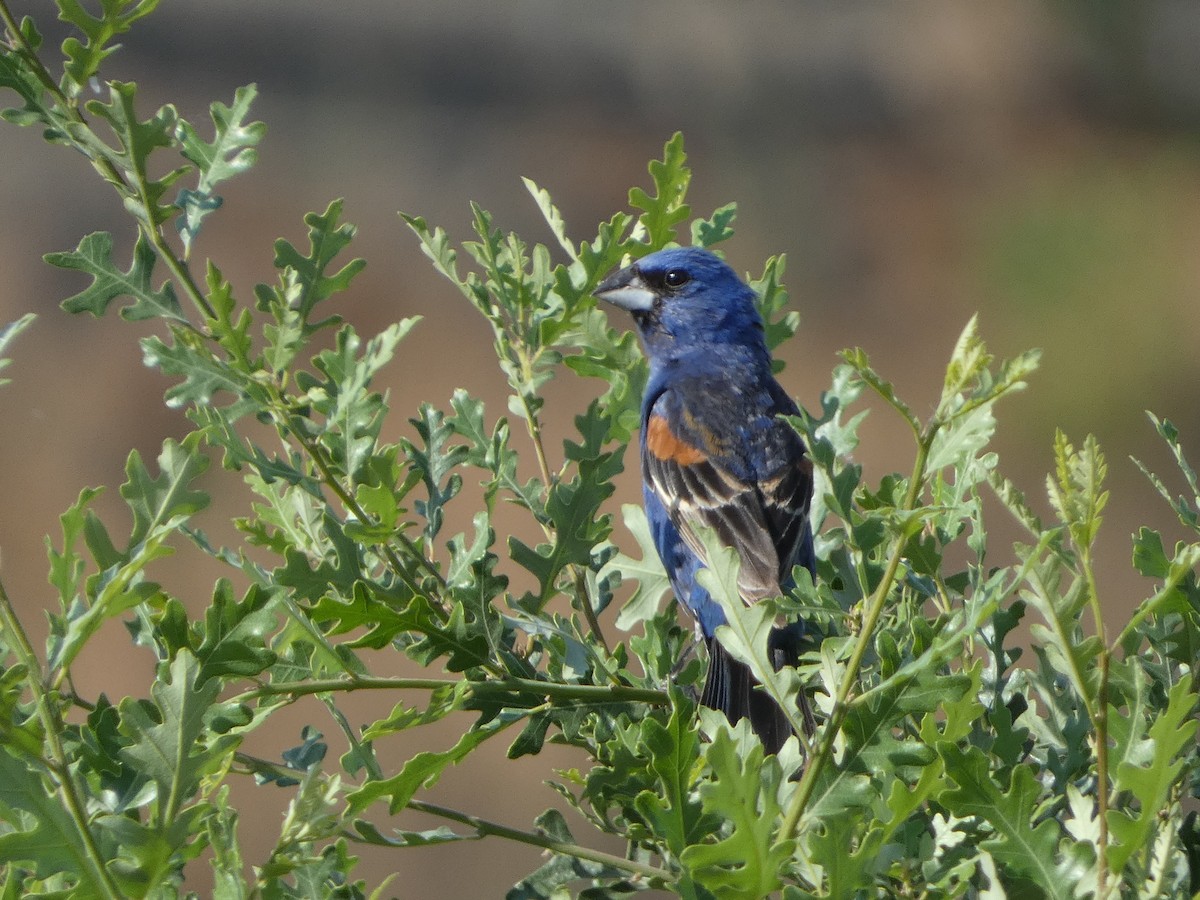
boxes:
[646,414,707,465]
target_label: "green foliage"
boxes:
[48,231,184,322]
[2,6,1200,898]
[176,84,264,256]
[0,312,35,387]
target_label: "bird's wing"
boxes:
[643,405,811,604]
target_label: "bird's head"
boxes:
[594,247,767,365]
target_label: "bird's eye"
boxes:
[663,269,690,289]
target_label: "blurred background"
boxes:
[2,1,1199,895]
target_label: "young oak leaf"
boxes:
[346,718,508,816]
[86,81,186,225]
[680,728,793,898]
[118,651,238,828]
[120,432,210,548]
[176,84,266,254]
[1106,672,1197,871]
[628,131,692,250]
[938,745,1074,899]
[48,232,185,322]
[194,580,279,686]
[602,503,671,630]
[58,0,160,92]
[0,748,109,889]
[0,313,36,387]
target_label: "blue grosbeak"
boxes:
[596,247,816,754]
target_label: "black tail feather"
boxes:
[700,631,816,755]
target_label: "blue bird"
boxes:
[596,247,816,754]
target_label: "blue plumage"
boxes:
[597,247,816,753]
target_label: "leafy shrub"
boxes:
[2,4,1199,898]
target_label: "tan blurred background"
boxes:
[3,2,1200,896]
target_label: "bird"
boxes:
[595,246,817,754]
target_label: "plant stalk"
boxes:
[0,577,123,900]
[779,434,931,841]
[407,798,673,884]
[0,5,214,322]
[234,674,668,707]
[1083,548,1110,897]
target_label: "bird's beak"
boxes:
[594,264,656,313]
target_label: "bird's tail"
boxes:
[700,627,816,755]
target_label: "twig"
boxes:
[407,798,672,884]
[0,576,124,900]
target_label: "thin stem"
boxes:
[0,5,214,322]
[780,434,931,841]
[1111,559,1192,651]
[407,799,673,884]
[520,393,554,491]
[231,674,669,708]
[1083,548,1110,896]
[322,695,383,780]
[517,385,612,656]
[149,225,216,320]
[0,4,85,119]
[291,424,449,601]
[0,577,123,900]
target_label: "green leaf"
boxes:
[628,132,692,249]
[207,786,250,900]
[121,432,210,547]
[1134,413,1200,533]
[267,199,366,323]
[204,261,255,365]
[940,315,993,407]
[118,650,236,827]
[1047,430,1108,553]
[692,529,808,740]
[938,745,1073,898]
[988,469,1043,536]
[142,327,259,416]
[404,400,467,541]
[45,486,103,609]
[346,719,507,815]
[86,80,185,225]
[522,176,576,259]
[176,84,265,254]
[691,202,737,249]
[360,685,467,743]
[841,346,920,435]
[48,231,185,322]
[0,40,47,125]
[57,0,160,92]
[402,594,497,673]
[926,404,996,473]
[303,319,417,480]
[0,313,36,388]
[508,814,632,900]
[194,581,279,685]
[936,317,1038,423]
[353,820,467,849]
[681,728,792,898]
[46,443,201,672]
[447,390,542,514]
[1107,671,1197,871]
[748,254,800,363]
[307,582,411,650]
[1131,527,1170,580]
[633,696,713,861]
[0,747,106,890]
[603,503,671,630]
[806,810,870,898]
[510,429,621,610]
